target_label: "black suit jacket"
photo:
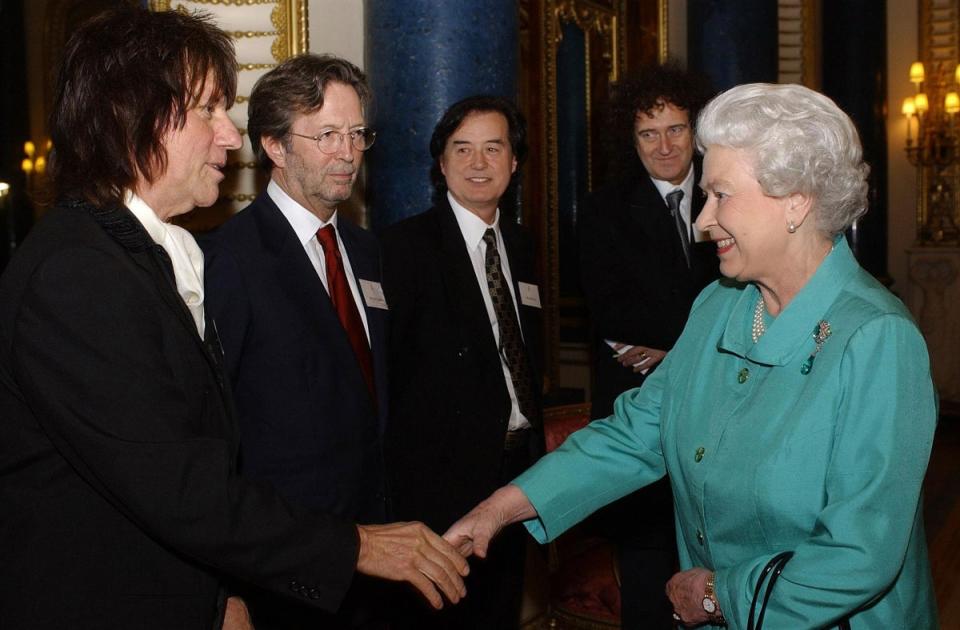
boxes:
[0,201,358,629]
[579,159,719,417]
[201,191,388,524]
[380,201,544,532]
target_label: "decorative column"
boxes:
[364,0,518,229]
[687,0,778,91]
[907,247,960,403]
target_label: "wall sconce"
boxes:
[904,61,960,244]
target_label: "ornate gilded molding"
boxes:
[149,0,308,205]
[658,0,668,62]
[907,247,960,402]
[777,0,820,87]
[553,0,619,83]
[149,1,308,63]
[915,0,960,243]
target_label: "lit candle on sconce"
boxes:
[21,139,51,197]
[910,61,926,85]
[903,96,917,143]
[945,92,960,115]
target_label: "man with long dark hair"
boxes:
[0,9,466,629]
[381,95,544,629]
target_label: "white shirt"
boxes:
[124,191,206,337]
[449,192,531,431]
[267,179,371,344]
[650,164,700,240]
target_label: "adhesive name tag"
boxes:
[518,282,541,308]
[359,279,388,310]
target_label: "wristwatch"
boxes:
[702,572,722,618]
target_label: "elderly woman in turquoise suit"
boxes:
[445,83,939,629]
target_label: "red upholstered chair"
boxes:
[541,403,621,629]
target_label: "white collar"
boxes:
[448,191,500,251]
[125,191,167,244]
[267,179,338,245]
[649,162,695,204]
[123,190,206,336]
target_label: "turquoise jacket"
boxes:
[516,238,938,629]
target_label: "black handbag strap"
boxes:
[748,551,793,630]
[748,551,851,630]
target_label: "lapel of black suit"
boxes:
[434,202,502,367]
[499,219,536,346]
[81,201,217,365]
[338,219,389,429]
[252,192,339,322]
[253,193,377,413]
[626,163,703,271]
[499,218,542,422]
[689,156,706,222]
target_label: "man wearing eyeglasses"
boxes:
[202,54,394,629]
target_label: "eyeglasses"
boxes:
[288,128,377,154]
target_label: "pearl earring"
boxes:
[787,221,797,233]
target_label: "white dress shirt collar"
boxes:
[124,190,206,337]
[267,179,339,244]
[649,162,695,205]
[448,191,501,250]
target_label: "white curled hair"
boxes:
[695,83,869,236]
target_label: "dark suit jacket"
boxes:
[201,191,388,525]
[579,159,719,417]
[0,201,358,629]
[380,201,544,532]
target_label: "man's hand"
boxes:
[356,521,469,610]
[222,596,254,630]
[444,484,537,559]
[665,567,715,627]
[610,341,667,373]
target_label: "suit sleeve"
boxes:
[714,314,937,628]
[12,244,358,611]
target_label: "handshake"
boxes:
[355,484,535,609]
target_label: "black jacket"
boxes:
[380,200,545,531]
[579,160,719,416]
[0,201,358,629]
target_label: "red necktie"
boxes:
[316,225,376,401]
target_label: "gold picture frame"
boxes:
[519,0,665,391]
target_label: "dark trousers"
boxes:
[600,477,677,630]
[393,438,532,630]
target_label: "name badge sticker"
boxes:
[359,279,388,310]
[518,282,541,308]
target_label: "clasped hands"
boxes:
[354,485,533,611]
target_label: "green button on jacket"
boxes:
[515,238,938,629]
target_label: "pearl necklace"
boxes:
[752,295,766,343]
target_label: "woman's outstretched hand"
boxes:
[443,484,537,558]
